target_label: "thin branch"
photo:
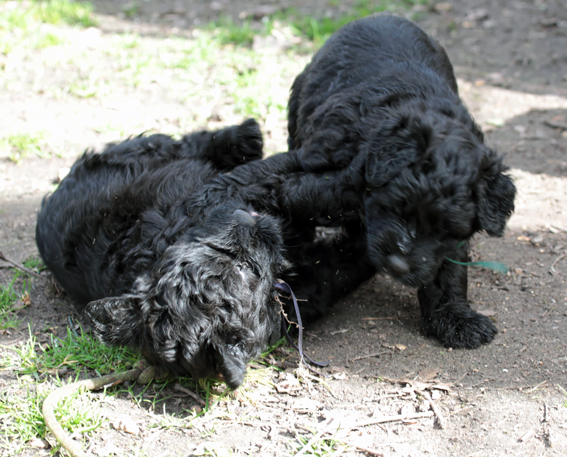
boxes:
[0,251,45,280]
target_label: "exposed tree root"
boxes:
[42,367,143,457]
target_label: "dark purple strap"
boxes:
[274,282,329,374]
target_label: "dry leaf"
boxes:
[112,414,140,435]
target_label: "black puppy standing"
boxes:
[288,14,516,348]
[36,120,368,388]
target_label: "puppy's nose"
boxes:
[387,254,410,275]
[233,209,256,226]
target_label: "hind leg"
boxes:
[181,118,263,171]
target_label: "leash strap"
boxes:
[274,282,329,373]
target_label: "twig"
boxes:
[349,411,434,428]
[351,351,389,362]
[293,417,335,457]
[550,253,567,274]
[421,391,447,429]
[518,427,535,442]
[527,380,548,393]
[42,368,143,457]
[0,251,45,280]
[174,383,206,406]
[338,439,384,457]
[541,402,549,423]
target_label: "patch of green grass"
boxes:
[0,272,26,330]
[32,0,97,28]
[122,2,140,19]
[37,326,139,375]
[210,17,259,47]
[2,326,138,377]
[0,0,97,31]
[278,0,430,47]
[0,379,104,454]
[0,132,49,163]
[34,30,65,49]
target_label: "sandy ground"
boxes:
[1,0,566,456]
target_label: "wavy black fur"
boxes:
[287,14,516,349]
[36,119,374,388]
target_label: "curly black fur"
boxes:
[287,14,516,349]
[36,119,374,388]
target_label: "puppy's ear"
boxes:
[477,150,516,237]
[86,295,146,347]
[364,114,433,187]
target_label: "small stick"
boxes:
[42,368,143,457]
[527,380,548,393]
[293,417,335,457]
[338,440,384,457]
[422,391,447,429]
[550,253,567,274]
[174,383,206,406]
[0,251,45,280]
[349,411,434,428]
[351,351,389,361]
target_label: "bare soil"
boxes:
[1,0,567,456]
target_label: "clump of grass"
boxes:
[0,132,48,163]
[36,326,139,375]
[209,16,259,47]
[32,0,97,28]
[0,379,104,454]
[0,0,97,31]
[0,272,27,329]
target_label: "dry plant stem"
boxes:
[42,368,142,457]
[0,251,45,280]
[352,411,434,428]
[421,391,447,429]
[293,417,335,457]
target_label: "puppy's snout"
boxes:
[387,254,410,275]
[233,209,256,226]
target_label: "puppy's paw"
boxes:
[422,303,497,349]
[234,118,263,163]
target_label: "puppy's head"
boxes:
[363,112,516,287]
[86,206,286,389]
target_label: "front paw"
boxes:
[422,303,497,349]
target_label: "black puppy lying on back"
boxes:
[36,120,371,388]
[288,14,516,348]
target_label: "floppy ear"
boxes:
[86,295,146,347]
[364,114,433,187]
[477,151,516,237]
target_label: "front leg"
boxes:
[417,241,497,349]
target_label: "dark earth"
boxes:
[1,0,566,456]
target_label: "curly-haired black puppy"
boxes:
[36,119,370,388]
[287,14,516,349]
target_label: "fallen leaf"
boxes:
[112,414,140,435]
[28,438,48,448]
[395,344,407,352]
[418,368,438,381]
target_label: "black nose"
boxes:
[233,209,256,226]
[387,254,410,275]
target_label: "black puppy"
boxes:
[288,14,516,349]
[36,120,369,388]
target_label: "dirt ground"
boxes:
[1,0,567,456]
